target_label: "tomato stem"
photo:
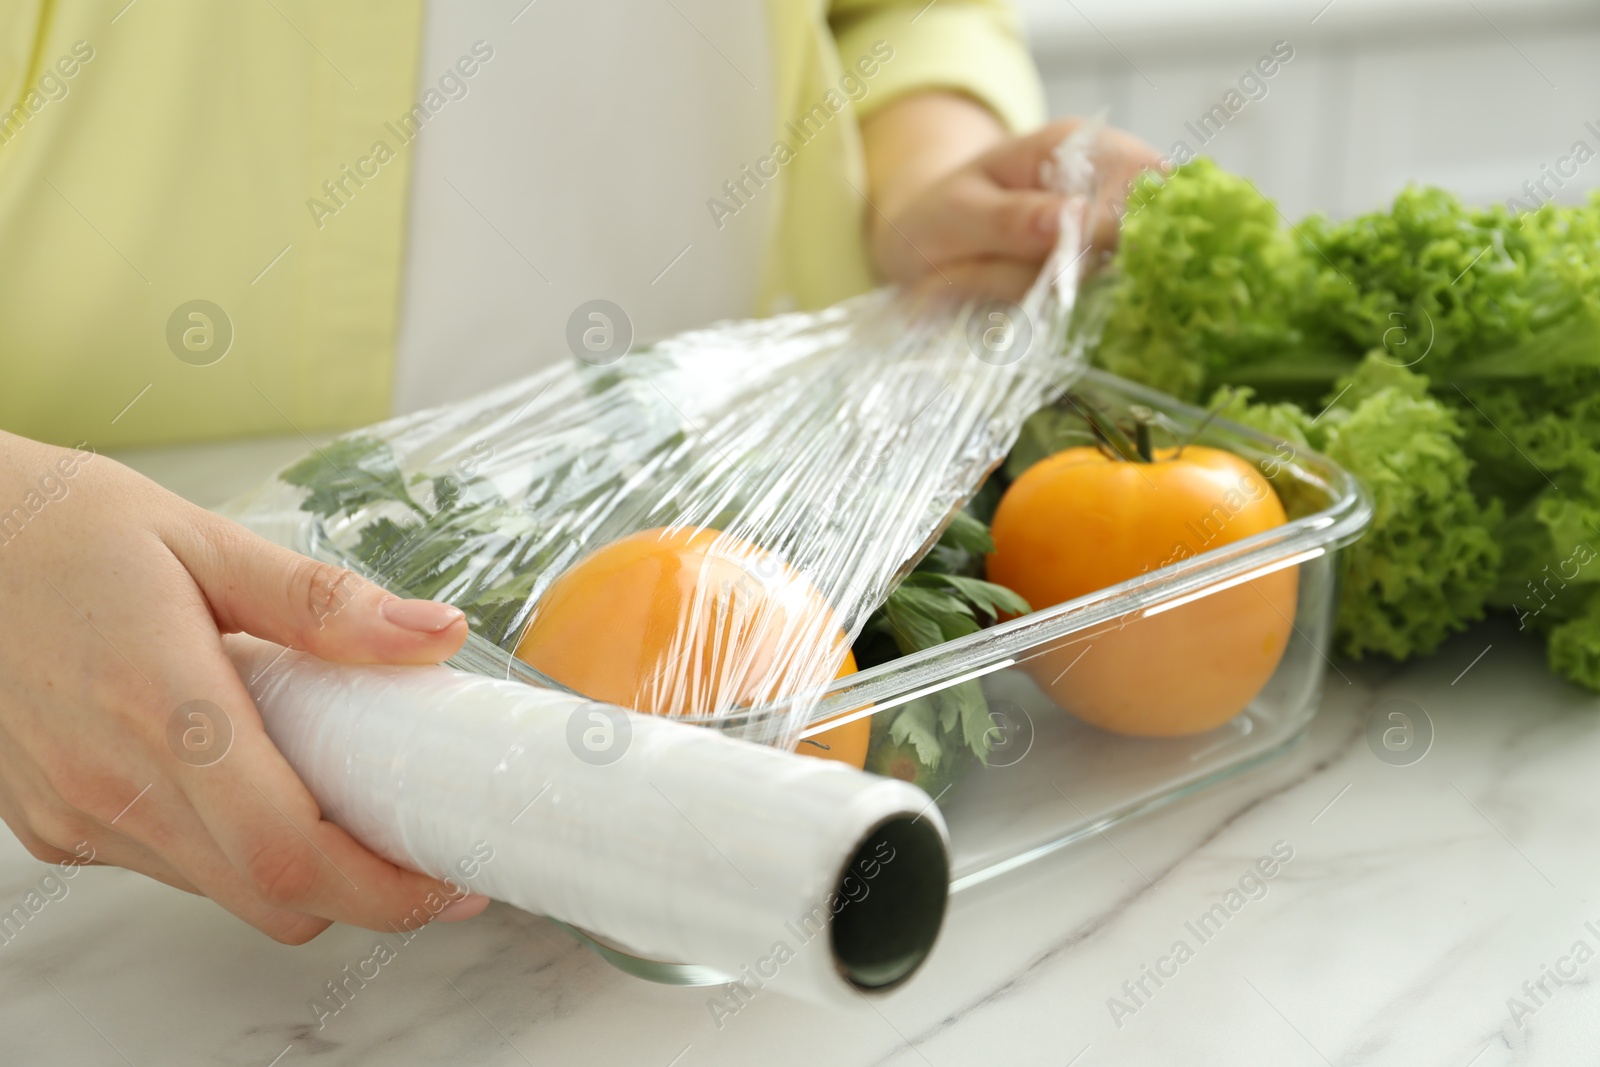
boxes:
[1129,406,1155,463]
[1067,392,1142,463]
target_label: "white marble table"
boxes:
[3,438,1596,1066]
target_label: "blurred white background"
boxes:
[1017,0,1600,220]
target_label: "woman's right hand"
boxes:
[0,430,488,942]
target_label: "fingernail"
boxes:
[1034,206,1060,236]
[380,597,465,634]
[435,894,491,923]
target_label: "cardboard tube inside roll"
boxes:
[227,637,949,1005]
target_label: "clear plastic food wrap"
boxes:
[226,134,1100,754]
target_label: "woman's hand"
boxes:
[861,93,1163,299]
[0,431,488,943]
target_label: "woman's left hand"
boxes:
[862,94,1163,300]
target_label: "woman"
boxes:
[0,0,1157,944]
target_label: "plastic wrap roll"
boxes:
[229,638,951,1006]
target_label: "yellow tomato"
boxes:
[987,445,1296,736]
[514,526,868,767]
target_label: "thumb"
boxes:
[980,118,1083,190]
[168,511,468,665]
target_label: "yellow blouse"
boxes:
[0,1,1042,448]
